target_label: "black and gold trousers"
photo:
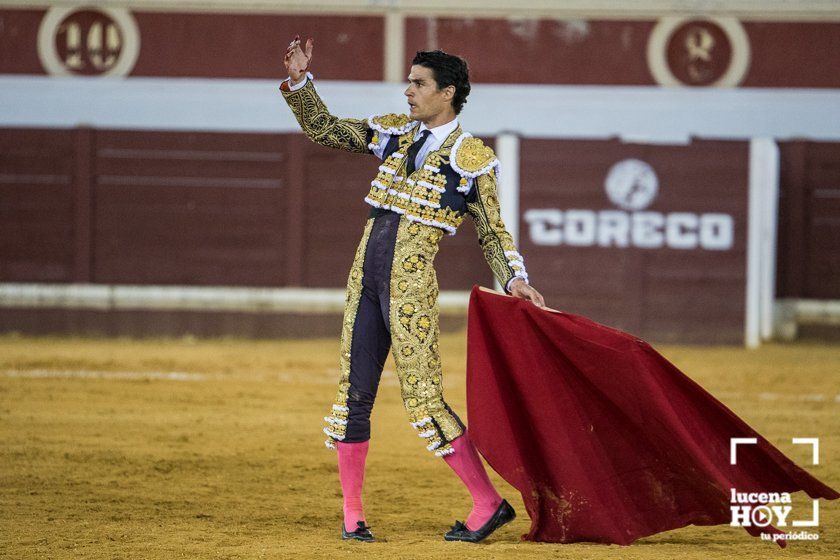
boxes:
[322,209,465,456]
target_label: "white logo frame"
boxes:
[37,6,141,78]
[647,16,751,88]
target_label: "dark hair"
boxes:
[411,50,471,114]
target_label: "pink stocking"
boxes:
[336,440,369,532]
[443,431,503,530]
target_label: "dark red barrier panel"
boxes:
[0,127,490,291]
[92,130,290,286]
[519,138,749,344]
[777,141,840,300]
[0,128,78,282]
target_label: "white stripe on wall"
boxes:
[2,76,840,142]
[0,283,471,314]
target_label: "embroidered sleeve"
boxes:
[280,73,371,154]
[466,170,529,293]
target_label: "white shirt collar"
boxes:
[418,118,459,143]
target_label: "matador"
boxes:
[281,36,545,543]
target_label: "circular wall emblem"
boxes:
[37,6,140,77]
[605,159,659,211]
[647,16,750,87]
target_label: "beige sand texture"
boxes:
[1,333,838,559]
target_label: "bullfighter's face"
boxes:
[404,65,455,124]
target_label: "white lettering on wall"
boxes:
[524,209,734,251]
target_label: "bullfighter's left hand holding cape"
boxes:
[466,286,839,546]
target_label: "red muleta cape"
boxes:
[466,286,838,546]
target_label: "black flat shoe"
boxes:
[444,499,516,543]
[341,520,375,542]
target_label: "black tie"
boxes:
[405,129,431,176]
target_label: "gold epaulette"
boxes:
[367,113,418,136]
[451,134,500,178]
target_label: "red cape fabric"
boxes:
[466,286,838,545]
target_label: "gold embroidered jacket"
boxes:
[281,76,528,290]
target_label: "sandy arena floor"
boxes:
[1,333,838,559]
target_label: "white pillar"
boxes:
[759,139,780,341]
[496,133,520,292]
[384,11,405,84]
[745,137,778,348]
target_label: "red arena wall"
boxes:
[0,7,838,87]
[1,4,839,343]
